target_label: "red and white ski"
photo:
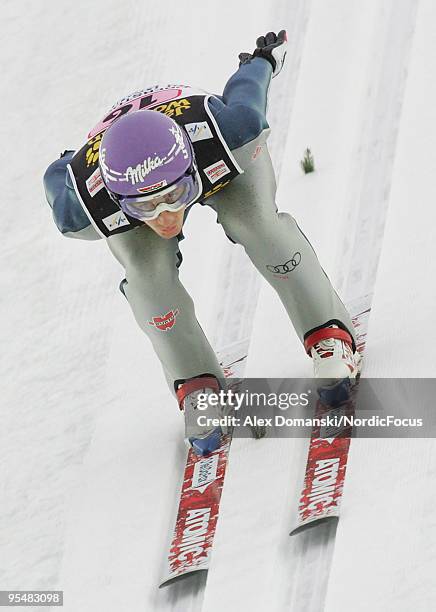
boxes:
[160,339,248,586]
[290,298,371,534]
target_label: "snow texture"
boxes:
[2,0,435,611]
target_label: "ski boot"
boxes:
[177,376,229,457]
[305,325,362,406]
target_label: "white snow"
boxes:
[2,0,435,611]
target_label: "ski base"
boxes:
[290,399,354,535]
[290,300,371,534]
[159,434,231,587]
[291,515,339,535]
[160,340,248,587]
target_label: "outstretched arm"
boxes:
[208,31,287,150]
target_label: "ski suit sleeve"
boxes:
[43,152,100,240]
[207,56,272,151]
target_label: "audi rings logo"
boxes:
[266,252,301,275]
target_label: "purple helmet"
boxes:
[99,110,200,220]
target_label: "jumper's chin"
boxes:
[145,209,185,239]
[158,226,180,239]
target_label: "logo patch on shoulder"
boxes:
[148,308,179,331]
[86,167,105,197]
[185,121,213,143]
[204,160,230,185]
[102,211,130,231]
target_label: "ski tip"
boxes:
[290,515,339,536]
[159,568,208,588]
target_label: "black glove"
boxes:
[239,30,287,77]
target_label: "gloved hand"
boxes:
[239,30,287,78]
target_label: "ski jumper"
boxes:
[43,57,356,390]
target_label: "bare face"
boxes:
[144,208,185,239]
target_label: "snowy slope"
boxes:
[326,2,436,610]
[240,1,435,612]
[2,1,435,612]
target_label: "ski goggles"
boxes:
[114,169,200,221]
